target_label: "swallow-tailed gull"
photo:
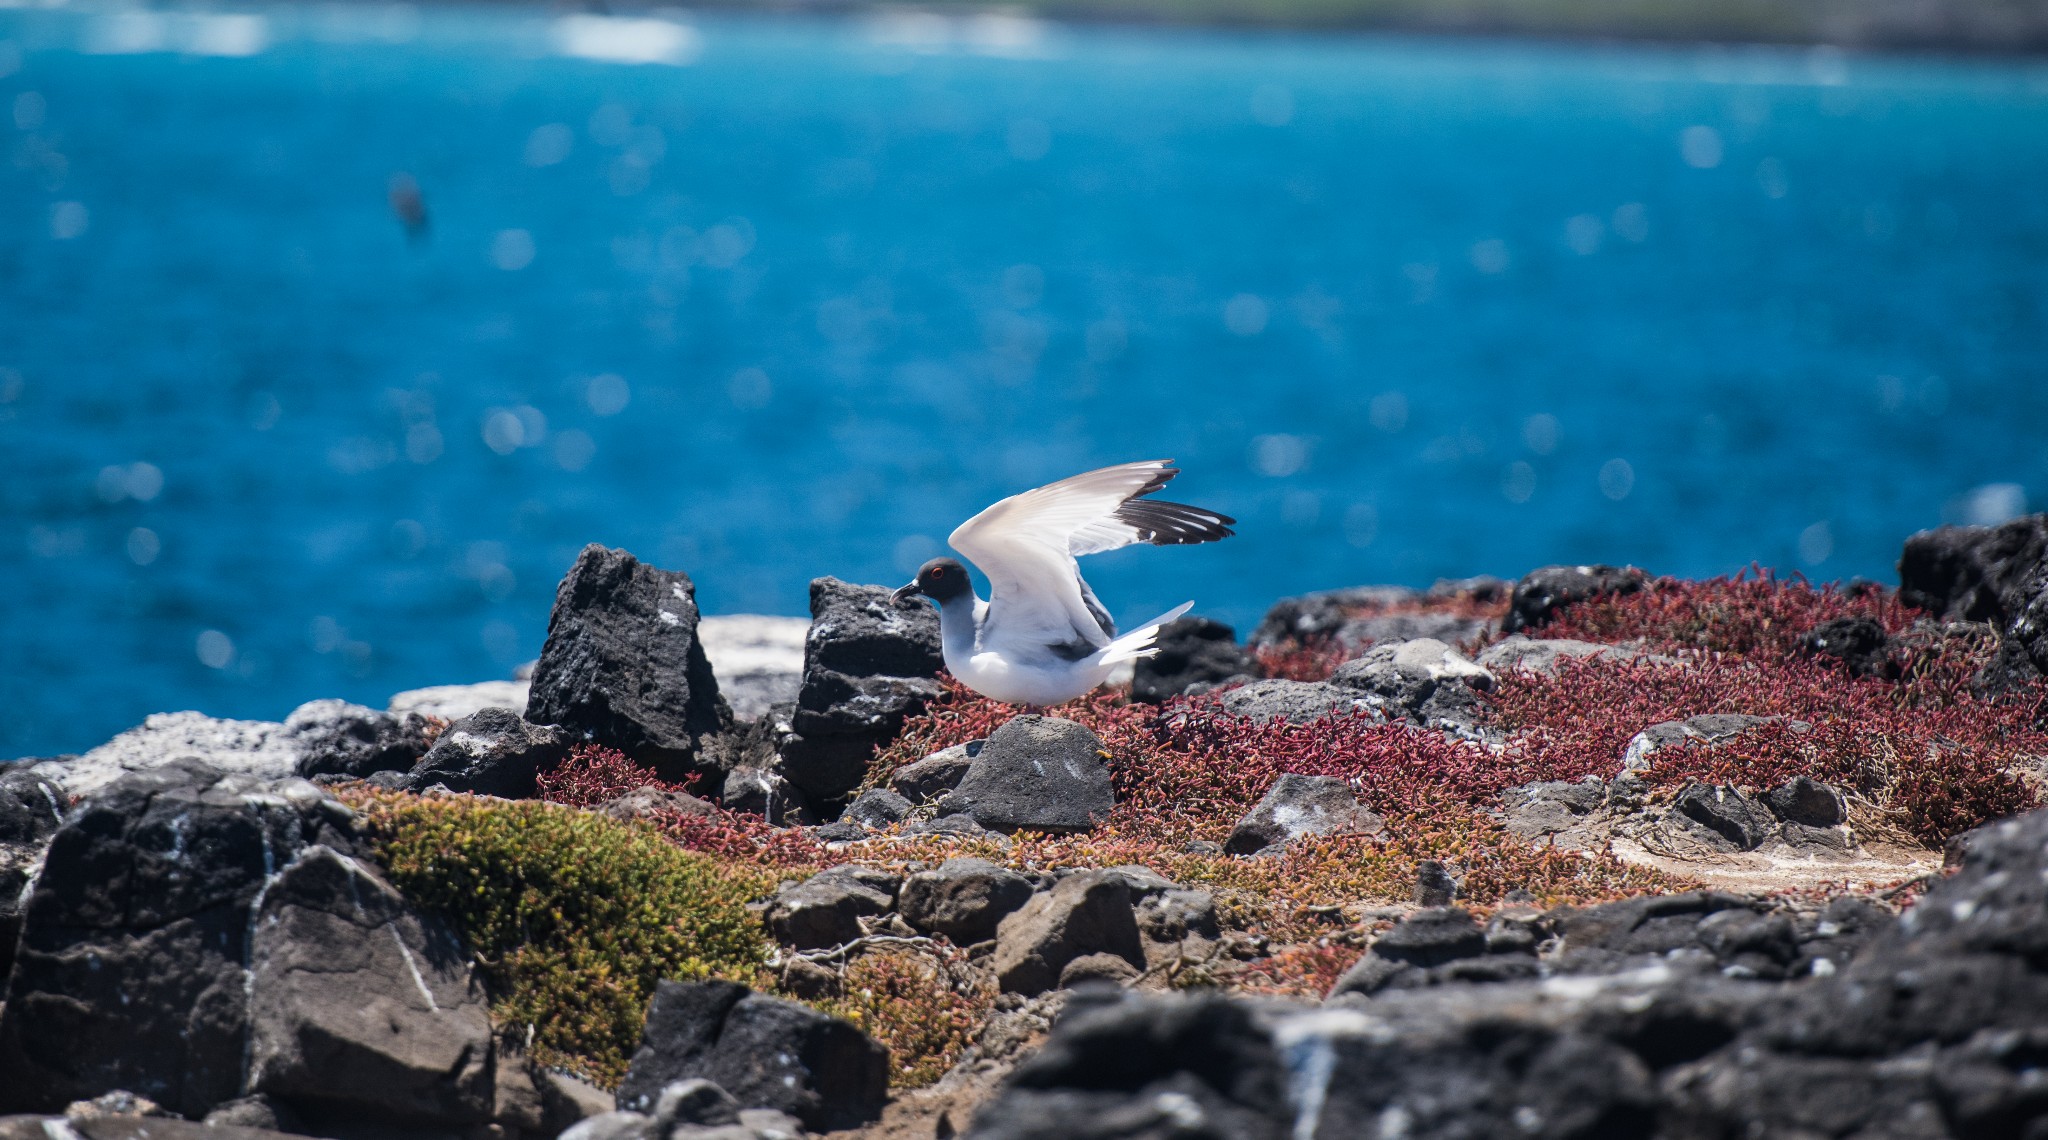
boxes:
[892,460,1234,706]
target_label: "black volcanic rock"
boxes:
[1898,513,2048,623]
[1130,617,1253,703]
[777,578,942,807]
[525,545,730,781]
[1500,564,1648,634]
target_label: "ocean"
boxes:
[2,2,2045,757]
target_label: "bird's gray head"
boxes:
[892,557,971,606]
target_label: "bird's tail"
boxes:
[1098,601,1195,667]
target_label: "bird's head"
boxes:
[892,557,971,606]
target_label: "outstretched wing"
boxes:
[949,460,1234,658]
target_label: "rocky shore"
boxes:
[4,515,2048,1139]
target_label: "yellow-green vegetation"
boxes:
[821,944,996,1089]
[349,791,779,1084]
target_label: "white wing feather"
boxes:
[948,460,1183,655]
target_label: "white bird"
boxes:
[892,460,1235,706]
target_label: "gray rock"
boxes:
[27,711,300,798]
[388,679,530,722]
[697,615,809,721]
[1224,774,1384,855]
[600,785,718,823]
[1670,783,1777,851]
[841,787,912,830]
[525,544,731,781]
[1414,858,1460,906]
[404,706,571,798]
[560,1110,657,1140]
[1248,585,1420,651]
[1476,636,1678,676]
[941,716,1112,834]
[1213,679,1375,725]
[653,1078,741,1127]
[1765,776,1848,827]
[898,857,1036,945]
[283,699,435,780]
[762,865,899,950]
[245,847,493,1128]
[1329,637,1496,736]
[1058,952,1141,988]
[199,1094,307,1132]
[1622,712,1802,773]
[720,765,813,826]
[1499,776,1607,838]
[778,578,943,806]
[887,740,980,803]
[1500,564,1649,634]
[992,869,1145,996]
[899,813,996,839]
[616,981,889,1131]
[1130,617,1253,703]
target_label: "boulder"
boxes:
[778,578,943,806]
[1328,907,1502,998]
[244,847,493,1128]
[897,857,1035,945]
[26,711,300,798]
[1130,617,1253,703]
[0,760,483,1122]
[0,769,66,982]
[840,787,912,831]
[940,716,1113,834]
[1500,564,1648,634]
[1335,610,1496,653]
[696,615,809,721]
[719,765,813,826]
[1213,679,1375,725]
[404,707,571,798]
[1622,712,1802,772]
[600,785,718,824]
[1249,585,1419,650]
[615,981,889,1131]
[1979,566,2048,692]
[761,865,899,950]
[1223,774,1384,855]
[1799,616,1895,678]
[992,869,1145,995]
[887,740,979,803]
[525,545,731,781]
[1328,637,1495,735]
[388,680,530,722]
[1764,776,1847,828]
[1670,783,1776,851]
[1499,777,1606,838]
[1897,513,2048,623]
[1476,635,1677,676]
[283,700,435,780]
[961,994,1287,1140]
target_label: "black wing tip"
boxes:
[1115,498,1236,546]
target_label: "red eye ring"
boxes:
[930,566,946,577]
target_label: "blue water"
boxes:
[3,4,2046,757]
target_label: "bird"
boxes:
[892,459,1235,706]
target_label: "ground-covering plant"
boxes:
[1486,575,2047,844]
[539,744,824,867]
[819,943,995,1089]
[348,790,777,1084]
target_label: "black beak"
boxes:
[891,581,922,605]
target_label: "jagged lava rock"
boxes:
[719,765,812,826]
[1130,616,1253,703]
[285,699,435,780]
[1622,712,1802,772]
[888,740,979,803]
[1477,635,1679,676]
[404,706,570,797]
[1224,773,1384,855]
[778,578,942,806]
[761,865,899,950]
[1671,782,1777,851]
[0,768,66,983]
[1213,679,1374,725]
[941,715,1113,833]
[898,857,1036,944]
[1800,616,1895,678]
[992,869,1145,995]
[1897,512,2048,622]
[615,980,889,1131]
[525,545,730,781]
[1500,564,1648,633]
[27,711,301,797]
[839,786,912,830]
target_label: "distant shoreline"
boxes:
[674,0,2048,56]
